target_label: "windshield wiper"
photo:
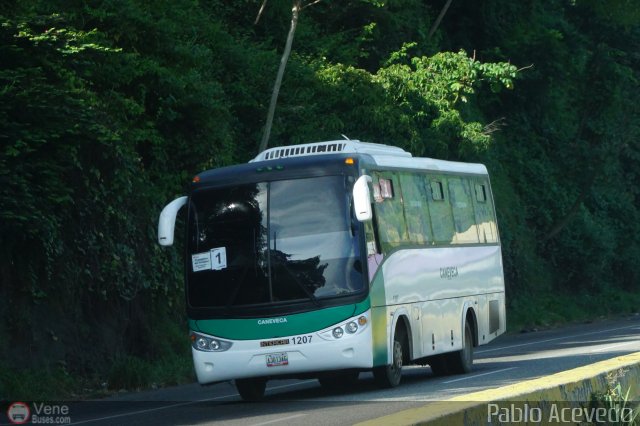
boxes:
[273,256,321,307]
[271,230,320,306]
[225,265,250,307]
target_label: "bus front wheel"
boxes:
[373,328,405,388]
[235,378,266,402]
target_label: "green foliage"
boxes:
[376,48,517,157]
[0,3,230,383]
[0,365,77,401]
[107,352,193,391]
[1,0,640,396]
[591,380,640,426]
[107,356,152,390]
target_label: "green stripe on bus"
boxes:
[369,269,389,366]
[191,299,371,340]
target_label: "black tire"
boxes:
[373,327,405,388]
[447,321,474,374]
[235,378,267,402]
[318,371,360,390]
[428,354,449,376]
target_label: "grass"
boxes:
[507,288,640,333]
[1,311,196,401]
[0,365,78,401]
[107,353,195,392]
[591,377,639,426]
[0,353,195,401]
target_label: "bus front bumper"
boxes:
[191,313,374,384]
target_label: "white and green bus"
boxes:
[158,140,505,401]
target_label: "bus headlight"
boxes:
[190,332,232,352]
[318,313,369,341]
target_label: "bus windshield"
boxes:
[187,175,364,311]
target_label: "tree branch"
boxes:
[542,182,591,243]
[254,0,269,25]
[516,64,534,72]
[301,0,323,10]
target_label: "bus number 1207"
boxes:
[292,335,312,345]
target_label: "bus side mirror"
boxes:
[158,196,188,246]
[353,175,372,222]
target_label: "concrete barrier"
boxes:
[357,352,640,425]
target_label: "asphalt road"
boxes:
[34,315,640,425]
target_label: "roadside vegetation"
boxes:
[1,0,638,399]
[591,371,640,426]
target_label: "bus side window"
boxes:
[475,183,487,202]
[448,177,480,244]
[471,180,498,243]
[373,172,408,253]
[425,176,455,245]
[430,180,444,200]
[399,172,432,245]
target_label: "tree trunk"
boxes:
[428,0,454,38]
[543,189,589,242]
[258,0,301,154]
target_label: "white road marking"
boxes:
[442,367,518,384]
[590,340,639,353]
[250,414,307,426]
[266,380,317,392]
[71,380,317,424]
[71,400,217,425]
[477,324,639,354]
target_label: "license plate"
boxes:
[266,352,288,367]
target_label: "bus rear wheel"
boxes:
[428,354,449,376]
[235,378,266,402]
[447,321,474,374]
[373,327,405,388]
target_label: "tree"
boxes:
[256,0,323,154]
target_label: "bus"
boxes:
[157,140,505,401]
